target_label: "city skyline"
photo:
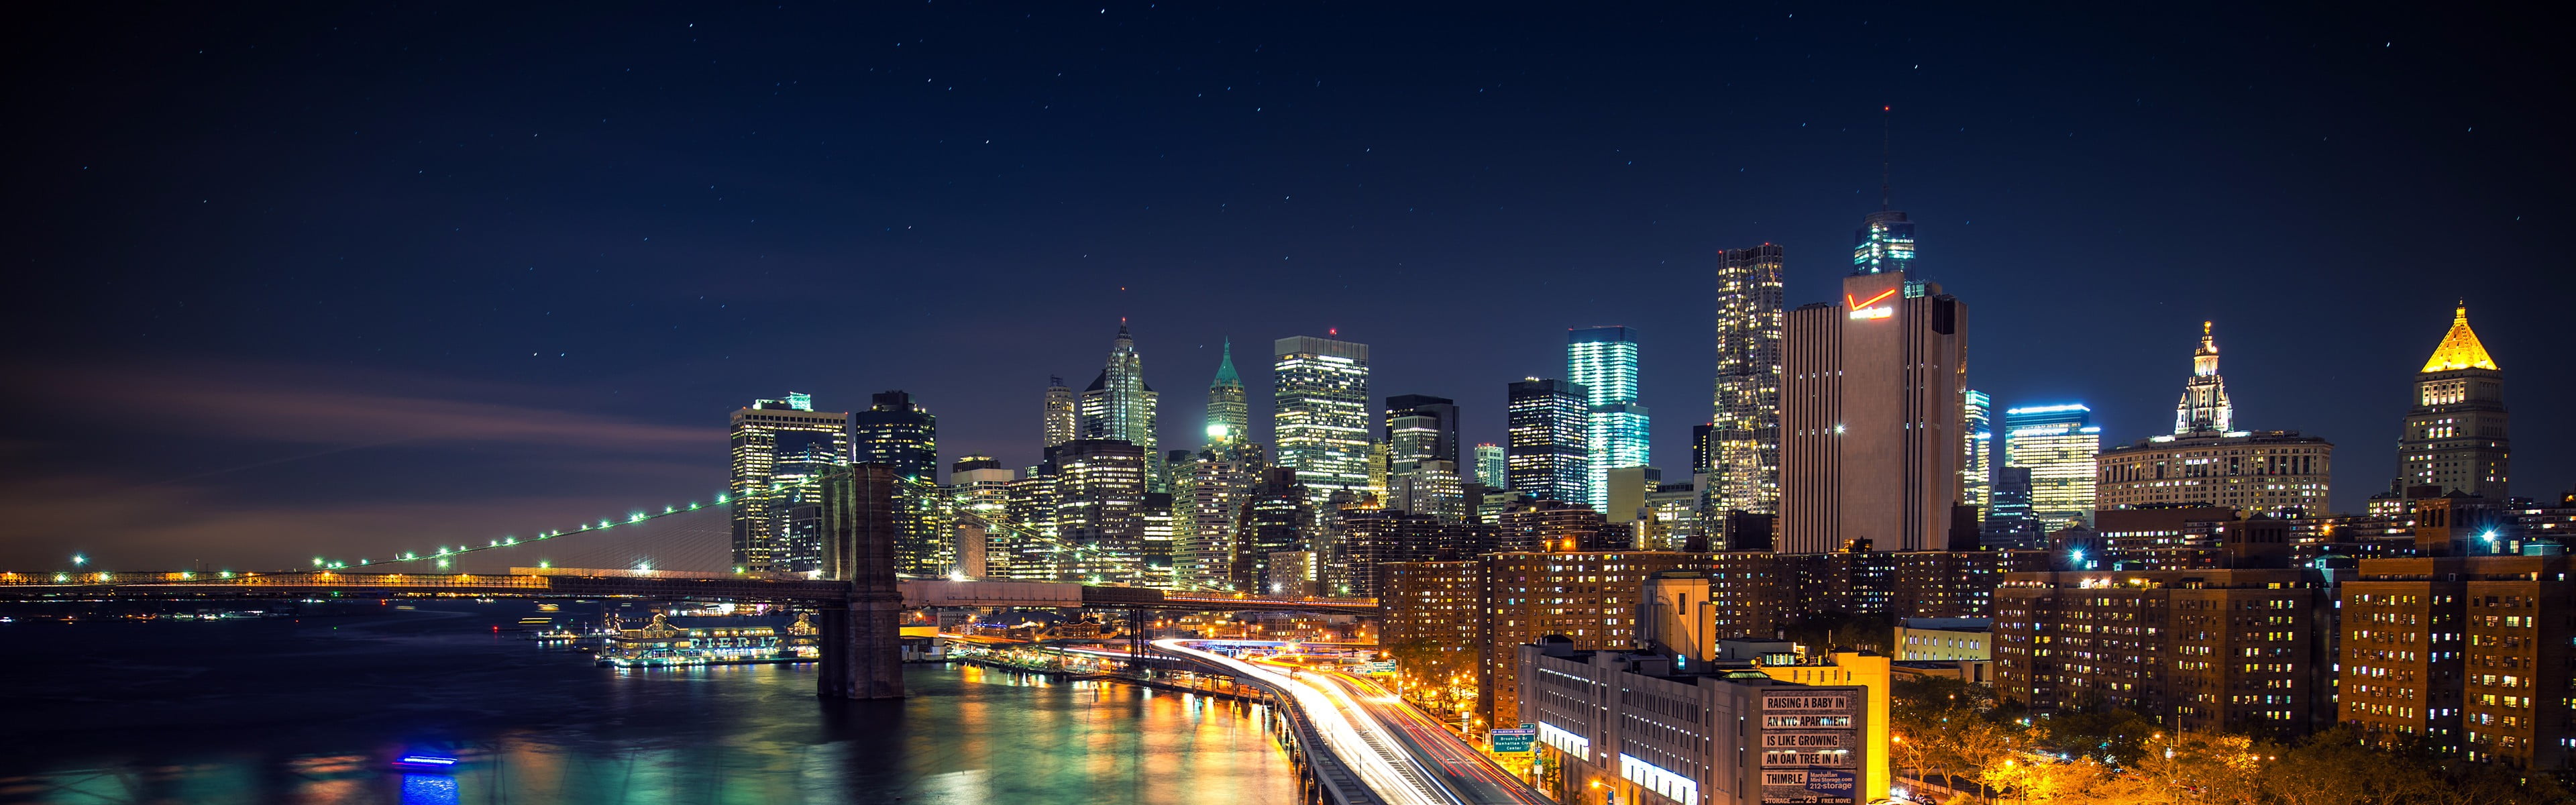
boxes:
[3,4,2569,570]
[11,6,2576,804]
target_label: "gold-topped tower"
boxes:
[2400,301,2509,500]
[2420,301,2499,372]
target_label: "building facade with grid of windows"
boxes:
[2339,555,2571,769]
[1479,551,1710,731]
[1993,568,2332,735]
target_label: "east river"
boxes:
[0,601,1302,804]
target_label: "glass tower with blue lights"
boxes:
[1566,327,1648,512]
[1852,211,1917,274]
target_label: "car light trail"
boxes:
[1157,639,1461,805]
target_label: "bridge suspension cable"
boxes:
[270,471,1234,592]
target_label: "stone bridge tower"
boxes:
[818,464,906,699]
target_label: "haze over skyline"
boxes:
[4,3,2566,568]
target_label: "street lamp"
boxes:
[71,554,87,568]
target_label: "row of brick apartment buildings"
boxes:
[1990,554,2573,769]
[1378,547,2045,731]
[1385,546,2572,773]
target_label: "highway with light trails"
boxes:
[1155,639,1549,805]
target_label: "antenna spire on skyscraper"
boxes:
[1880,105,1892,211]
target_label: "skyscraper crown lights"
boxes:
[2420,302,2499,372]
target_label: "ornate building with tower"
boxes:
[2400,303,2509,500]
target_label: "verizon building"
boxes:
[1779,231,1968,554]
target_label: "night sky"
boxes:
[5,3,2568,570]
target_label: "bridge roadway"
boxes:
[0,570,1379,614]
[1156,639,1550,805]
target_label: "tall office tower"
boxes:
[1368,441,1392,498]
[1961,389,1993,513]
[1506,378,1591,506]
[1042,376,1076,449]
[1002,473,1059,580]
[1779,244,1967,553]
[1851,211,1917,275]
[1388,460,1468,521]
[1384,394,1462,465]
[1204,338,1251,448]
[948,456,1015,579]
[1568,327,1648,511]
[2402,303,2510,500]
[1140,492,1177,587]
[1473,443,1508,490]
[1982,466,2041,548]
[1078,323,1163,491]
[1233,467,1312,591]
[853,390,947,576]
[851,391,938,481]
[1174,453,1254,590]
[2003,404,2101,529]
[729,394,850,572]
[1383,394,1463,521]
[1712,244,1786,517]
[1273,335,1374,500]
[1048,439,1150,585]
[2175,322,2235,435]
[770,412,849,574]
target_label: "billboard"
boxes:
[1758,689,1860,804]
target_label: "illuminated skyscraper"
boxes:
[1384,394,1460,466]
[729,394,850,572]
[1042,376,1076,449]
[1851,211,1916,275]
[1385,394,1464,521]
[1205,338,1250,449]
[1078,323,1163,491]
[1049,439,1150,585]
[1962,389,1993,513]
[2176,322,2235,435]
[948,455,1014,579]
[851,390,938,481]
[1506,378,1590,506]
[1234,467,1313,592]
[1983,466,2040,549]
[853,390,945,575]
[2004,404,2100,529]
[1174,453,1254,590]
[2402,302,2510,500]
[1567,327,1648,512]
[1780,223,1966,553]
[1713,244,1786,516]
[1273,335,1373,499]
[1474,443,1508,490]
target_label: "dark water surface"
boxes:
[0,602,1299,804]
